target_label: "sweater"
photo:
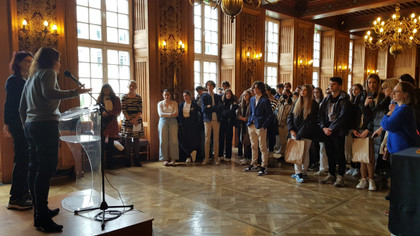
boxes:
[19,69,79,124]
[381,104,419,153]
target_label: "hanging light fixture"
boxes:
[363,3,420,56]
[188,0,279,23]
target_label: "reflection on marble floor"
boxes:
[0,152,390,235]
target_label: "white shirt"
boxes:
[157,100,178,117]
[183,102,191,118]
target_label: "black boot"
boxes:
[34,217,63,232]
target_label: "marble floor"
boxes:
[0,153,390,236]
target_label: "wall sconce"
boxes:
[367,69,379,74]
[178,40,185,53]
[162,40,167,51]
[21,19,28,33]
[161,39,186,54]
[298,58,313,69]
[338,65,350,74]
[246,51,262,62]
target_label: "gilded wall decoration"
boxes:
[296,22,313,86]
[240,13,258,92]
[159,0,184,102]
[17,0,58,54]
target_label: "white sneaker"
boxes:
[186,158,192,165]
[314,170,328,176]
[275,149,281,154]
[215,157,220,165]
[345,168,354,176]
[191,151,197,163]
[356,178,367,189]
[352,168,360,177]
[368,179,377,191]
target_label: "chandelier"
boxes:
[188,0,279,23]
[363,4,420,56]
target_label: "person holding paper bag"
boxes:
[287,84,319,183]
[121,80,144,167]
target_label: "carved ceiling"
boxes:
[262,0,420,37]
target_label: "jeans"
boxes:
[324,133,346,176]
[158,117,179,161]
[9,123,29,201]
[25,121,59,219]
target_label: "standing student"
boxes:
[288,85,319,183]
[312,87,329,176]
[3,51,33,210]
[276,89,293,159]
[319,77,350,187]
[121,80,144,167]
[20,47,91,232]
[178,90,203,164]
[98,84,122,169]
[158,89,179,166]
[244,81,273,176]
[218,89,238,161]
[201,80,222,165]
[237,90,252,165]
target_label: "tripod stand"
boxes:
[71,85,133,230]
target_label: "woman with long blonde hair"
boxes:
[287,84,319,183]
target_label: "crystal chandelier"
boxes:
[363,4,420,56]
[188,0,279,23]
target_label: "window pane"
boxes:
[106,12,118,27]
[194,16,201,29]
[89,8,101,25]
[118,14,129,29]
[79,63,90,77]
[91,79,103,93]
[77,0,88,6]
[119,51,130,65]
[77,6,89,23]
[194,5,201,16]
[194,40,201,54]
[89,0,101,9]
[91,63,103,78]
[119,65,130,79]
[77,23,89,39]
[89,24,102,40]
[118,0,129,14]
[106,0,117,11]
[118,29,129,44]
[108,65,119,78]
[108,50,118,64]
[107,27,118,42]
[78,47,90,62]
[108,80,120,94]
[90,48,102,63]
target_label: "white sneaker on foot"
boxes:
[345,168,354,176]
[356,178,367,189]
[186,158,192,164]
[215,157,220,165]
[368,179,377,191]
[334,175,344,187]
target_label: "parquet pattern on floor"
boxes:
[0,152,390,236]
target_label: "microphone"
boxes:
[63,70,83,87]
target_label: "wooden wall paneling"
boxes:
[364,47,378,80]
[393,47,417,80]
[0,0,18,183]
[334,31,349,91]
[237,6,265,94]
[352,39,366,86]
[294,20,314,87]
[279,19,294,87]
[320,30,334,92]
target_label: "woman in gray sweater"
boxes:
[19,47,90,232]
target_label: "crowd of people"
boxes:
[3,48,420,232]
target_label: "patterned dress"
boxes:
[121,94,144,138]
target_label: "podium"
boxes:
[59,106,102,212]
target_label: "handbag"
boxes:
[285,138,305,165]
[352,138,374,164]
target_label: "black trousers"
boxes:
[25,121,59,219]
[9,123,29,201]
[125,137,140,164]
[324,133,346,176]
[219,120,234,159]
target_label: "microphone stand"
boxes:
[70,79,133,230]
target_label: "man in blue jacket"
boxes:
[244,81,273,176]
[201,80,222,165]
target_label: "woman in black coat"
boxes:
[218,89,238,161]
[287,84,319,183]
[178,90,204,164]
